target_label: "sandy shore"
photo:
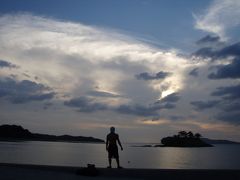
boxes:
[0,163,240,180]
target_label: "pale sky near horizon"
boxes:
[0,0,240,142]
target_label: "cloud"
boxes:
[64,97,107,112]
[196,35,220,45]
[117,93,180,117]
[135,71,171,81]
[115,104,159,117]
[208,42,240,79]
[156,92,180,103]
[193,42,240,59]
[189,84,240,124]
[192,41,240,79]
[218,42,240,57]
[216,112,240,124]
[211,84,240,100]
[208,58,240,79]
[64,92,180,117]
[0,77,55,103]
[43,102,53,110]
[194,0,240,38]
[87,90,121,98]
[0,14,188,105]
[222,101,240,112]
[189,68,199,77]
[193,47,215,59]
[190,100,220,110]
[0,59,17,68]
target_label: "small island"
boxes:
[161,131,213,147]
[0,124,104,143]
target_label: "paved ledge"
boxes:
[0,163,240,180]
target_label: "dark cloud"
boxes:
[222,101,240,112]
[193,47,215,58]
[168,115,185,121]
[190,100,220,110]
[43,102,53,110]
[0,78,55,103]
[196,35,220,45]
[87,90,121,98]
[116,93,180,117]
[208,58,240,79]
[150,115,185,121]
[216,112,240,125]
[135,71,170,81]
[65,93,180,117]
[189,68,199,77]
[0,59,17,68]
[116,104,159,117]
[208,43,240,79]
[211,84,240,100]
[217,42,240,58]
[64,97,107,112]
[193,42,240,60]
[209,84,240,124]
[193,41,240,79]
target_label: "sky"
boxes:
[0,0,240,143]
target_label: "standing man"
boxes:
[106,127,123,168]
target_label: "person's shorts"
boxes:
[108,144,119,159]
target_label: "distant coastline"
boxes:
[201,138,240,145]
[0,124,105,143]
[131,131,240,148]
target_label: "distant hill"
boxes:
[0,124,104,143]
[201,138,240,145]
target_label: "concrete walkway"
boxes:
[0,163,240,180]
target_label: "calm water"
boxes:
[0,141,240,169]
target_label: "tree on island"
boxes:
[194,133,202,139]
[161,131,212,147]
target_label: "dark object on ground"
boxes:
[76,164,99,176]
[0,124,104,143]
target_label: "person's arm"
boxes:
[117,135,123,151]
[106,136,109,151]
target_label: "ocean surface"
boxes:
[0,141,240,169]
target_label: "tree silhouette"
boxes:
[194,133,202,139]
[178,131,187,138]
[161,131,212,147]
[187,131,194,138]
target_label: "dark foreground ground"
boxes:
[0,163,240,180]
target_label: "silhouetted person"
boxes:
[106,127,123,168]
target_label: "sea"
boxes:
[0,141,240,169]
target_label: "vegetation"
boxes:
[161,131,213,147]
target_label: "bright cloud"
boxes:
[0,14,190,104]
[194,0,240,39]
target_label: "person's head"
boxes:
[110,126,115,133]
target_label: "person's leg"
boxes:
[116,158,122,168]
[116,158,120,167]
[108,158,112,168]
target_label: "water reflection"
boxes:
[0,141,240,169]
